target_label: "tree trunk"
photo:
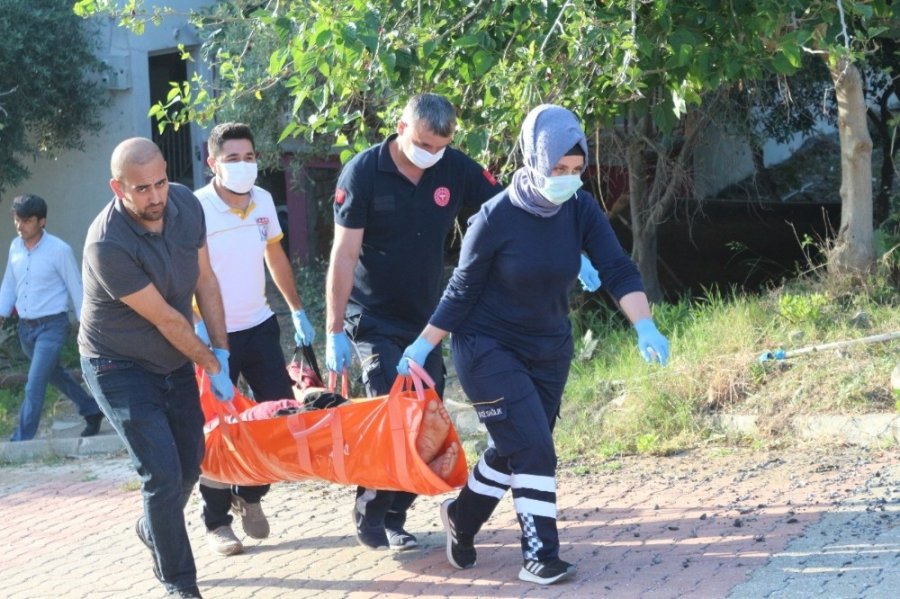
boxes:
[626,111,664,302]
[827,57,875,274]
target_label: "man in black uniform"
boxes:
[324,93,502,551]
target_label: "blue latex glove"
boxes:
[208,348,234,402]
[396,336,436,376]
[194,320,211,346]
[634,319,669,366]
[292,309,316,346]
[578,254,601,292]
[326,331,352,373]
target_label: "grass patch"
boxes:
[0,320,85,438]
[558,268,900,467]
[119,479,142,492]
[4,254,895,475]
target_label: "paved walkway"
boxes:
[1,444,897,599]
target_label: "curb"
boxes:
[0,433,124,464]
[3,405,893,466]
[710,412,900,445]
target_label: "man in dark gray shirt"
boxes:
[78,137,233,599]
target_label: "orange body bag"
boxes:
[198,365,468,495]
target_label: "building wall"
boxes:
[0,1,211,262]
[692,120,837,200]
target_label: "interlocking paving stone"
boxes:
[0,447,897,598]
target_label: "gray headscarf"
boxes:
[509,104,589,217]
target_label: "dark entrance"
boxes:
[148,52,193,187]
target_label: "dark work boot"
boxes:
[81,413,104,437]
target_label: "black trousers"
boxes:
[199,315,295,530]
[347,312,445,529]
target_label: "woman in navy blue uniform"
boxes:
[397,104,669,585]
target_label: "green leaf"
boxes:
[454,35,480,49]
[380,50,397,72]
[267,50,288,76]
[317,56,331,77]
[781,44,802,69]
[295,50,318,75]
[316,28,333,46]
[472,50,494,77]
[772,52,795,75]
[675,43,693,68]
[651,101,676,133]
[278,121,299,143]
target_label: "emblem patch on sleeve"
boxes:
[256,216,270,241]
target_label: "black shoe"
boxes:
[80,413,103,437]
[518,558,577,585]
[440,498,476,569]
[171,586,203,598]
[352,508,389,550]
[386,526,419,551]
[136,517,162,582]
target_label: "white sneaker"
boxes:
[206,525,244,556]
[231,495,270,539]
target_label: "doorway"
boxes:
[148,52,193,187]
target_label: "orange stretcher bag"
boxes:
[198,363,468,495]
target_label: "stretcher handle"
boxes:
[384,360,435,492]
[207,381,241,442]
[286,411,333,440]
[198,368,241,450]
[197,368,241,424]
[391,360,434,402]
[286,410,335,477]
[292,344,324,385]
[327,369,350,398]
[406,360,435,389]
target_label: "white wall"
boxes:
[691,126,756,200]
[692,120,837,200]
[0,1,211,262]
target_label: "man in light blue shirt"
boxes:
[0,194,102,441]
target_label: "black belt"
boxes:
[19,312,67,326]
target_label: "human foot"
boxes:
[428,441,459,479]
[416,399,451,463]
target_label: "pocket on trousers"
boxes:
[360,354,388,396]
[88,358,135,375]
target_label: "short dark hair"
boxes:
[11,194,47,220]
[402,93,457,137]
[207,122,256,159]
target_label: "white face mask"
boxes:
[536,173,583,205]
[217,161,258,194]
[403,141,445,169]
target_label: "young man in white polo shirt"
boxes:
[193,122,316,556]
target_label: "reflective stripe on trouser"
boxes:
[454,443,560,561]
